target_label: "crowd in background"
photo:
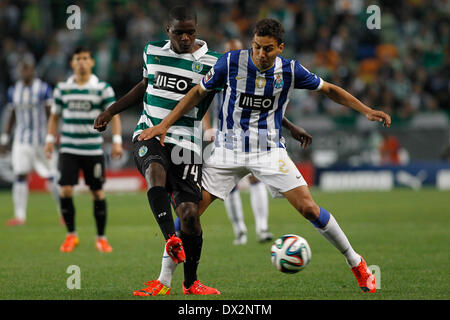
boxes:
[0,0,448,125]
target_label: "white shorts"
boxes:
[202,146,307,200]
[12,143,57,178]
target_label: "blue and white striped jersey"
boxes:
[7,78,52,145]
[200,49,322,152]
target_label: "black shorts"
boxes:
[133,138,202,207]
[58,153,105,191]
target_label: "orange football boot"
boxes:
[6,218,25,226]
[183,280,221,295]
[133,280,170,296]
[96,238,113,252]
[351,256,377,293]
[60,234,79,252]
[165,234,186,264]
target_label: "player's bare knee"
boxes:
[91,189,104,201]
[60,186,73,198]
[144,162,166,189]
[178,202,201,234]
[299,201,320,221]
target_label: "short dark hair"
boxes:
[72,46,92,58]
[168,6,197,24]
[253,18,284,45]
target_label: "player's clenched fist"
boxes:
[94,110,113,132]
[44,142,54,159]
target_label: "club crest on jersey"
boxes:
[255,76,266,89]
[192,61,203,73]
[274,74,284,89]
[204,68,214,83]
[138,146,148,157]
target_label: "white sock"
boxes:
[316,214,361,267]
[224,189,247,237]
[13,180,28,221]
[158,245,178,288]
[47,177,61,216]
[250,182,269,234]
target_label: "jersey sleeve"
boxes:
[101,83,116,110]
[142,45,148,78]
[200,53,228,92]
[51,85,63,115]
[6,86,14,110]
[42,82,53,106]
[293,61,323,90]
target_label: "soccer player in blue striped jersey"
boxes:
[0,58,61,226]
[140,19,391,293]
[201,39,276,245]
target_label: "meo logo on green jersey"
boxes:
[68,100,92,111]
[153,71,192,95]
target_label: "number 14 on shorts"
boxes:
[182,164,199,182]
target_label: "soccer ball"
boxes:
[271,234,311,274]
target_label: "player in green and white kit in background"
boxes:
[45,47,123,253]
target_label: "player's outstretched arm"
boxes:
[138,84,209,145]
[94,78,148,132]
[282,117,312,149]
[318,81,391,128]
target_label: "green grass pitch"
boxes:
[0,188,448,300]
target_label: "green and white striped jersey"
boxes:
[51,74,115,156]
[135,39,221,155]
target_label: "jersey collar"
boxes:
[162,39,208,60]
[67,74,99,86]
[18,78,38,88]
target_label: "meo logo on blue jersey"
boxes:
[153,71,192,94]
[238,93,275,110]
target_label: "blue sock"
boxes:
[16,176,27,183]
[310,207,331,229]
[174,216,181,233]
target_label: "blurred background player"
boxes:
[44,47,123,253]
[0,56,61,226]
[202,38,273,245]
[379,132,401,165]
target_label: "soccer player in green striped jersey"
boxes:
[95,6,221,295]
[45,47,123,253]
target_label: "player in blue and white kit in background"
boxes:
[140,19,391,293]
[0,58,60,226]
